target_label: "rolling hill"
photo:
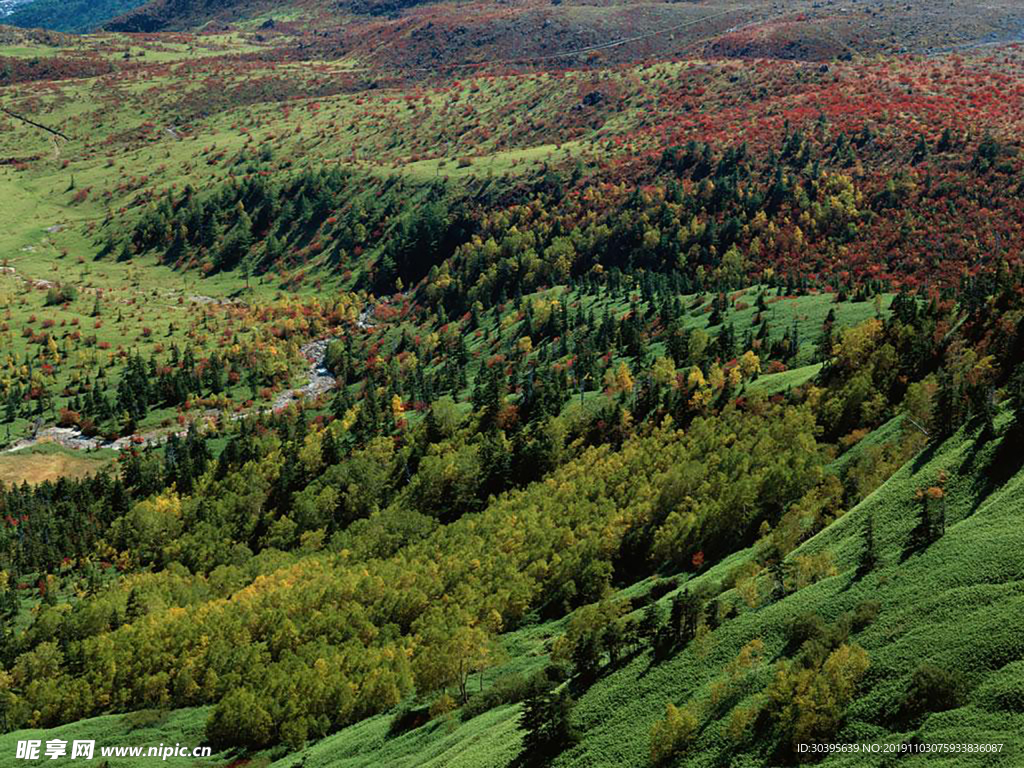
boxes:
[2,411,1022,767]
[267,411,1024,768]
[105,0,275,32]
[2,5,1024,768]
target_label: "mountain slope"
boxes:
[104,0,432,32]
[13,410,1013,768]
[105,0,274,31]
[262,414,1024,768]
[2,14,1024,768]
[3,0,145,32]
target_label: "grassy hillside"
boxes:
[0,443,114,485]
[257,412,1024,768]
[7,414,1020,768]
[0,708,220,767]
[2,407,995,768]
[2,11,1024,768]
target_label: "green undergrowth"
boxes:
[210,412,1024,767]
[3,412,1020,766]
[0,707,219,767]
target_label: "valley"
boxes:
[0,1,1023,767]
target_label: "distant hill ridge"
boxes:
[105,0,435,32]
[3,0,145,32]
[105,0,271,32]
[0,22,72,43]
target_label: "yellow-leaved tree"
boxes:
[603,361,635,395]
[650,701,699,764]
[739,350,761,379]
[765,642,870,754]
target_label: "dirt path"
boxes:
[0,106,70,141]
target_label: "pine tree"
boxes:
[264,233,283,266]
[355,377,383,442]
[321,428,340,466]
[519,689,578,765]
[204,353,225,394]
[331,385,352,421]
[911,134,930,165]
[933,368,961,440]
[640,602,664,646]
[969,382,996,440]
[936,126,953,152]
[217,205,254,271]
[571,632,602,682]
[856,514,878,578]
[185,423,210,478]
[908,486,945,554]
[661,588,700,653]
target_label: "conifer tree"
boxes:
[520,689,578,765]
[856,514,878,578]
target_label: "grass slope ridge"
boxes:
[271,414,1024,768]
[0,708,218,767]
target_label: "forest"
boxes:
[1,1,1024,766]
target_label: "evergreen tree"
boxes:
[217,206,254,271]
[907,486,945,555]
[203,353,226,394]
[933,368,961,440]
[911,134,930,165]
[571,632,602,682]
[856,514,878,578]
[640,602,664,646]
[321,429,340,466]
[519,689,578,765]
[264,233,283,266]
